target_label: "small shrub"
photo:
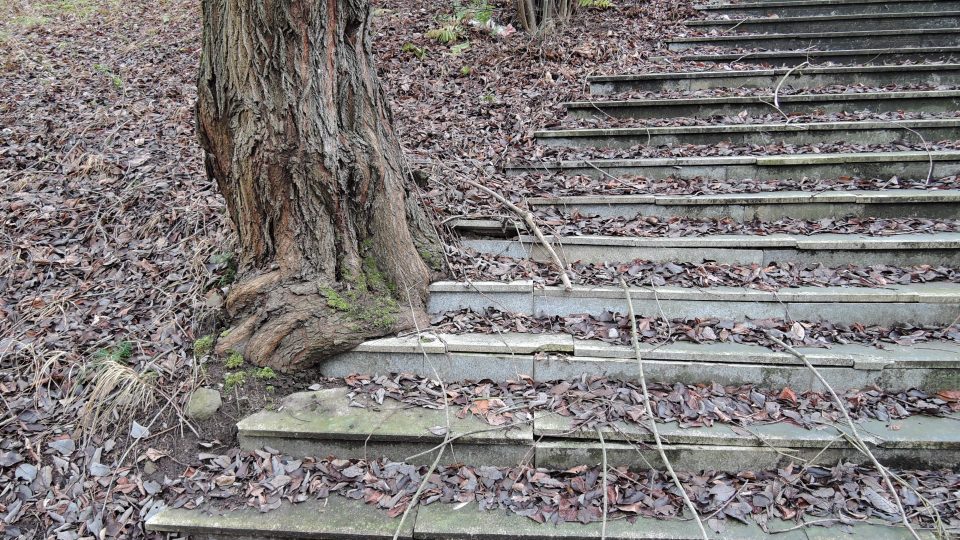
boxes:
[224,371,246,391]
[224,351,244,369]
[450,42,470,56]
[96,341,134,363]
[193,335,214,357]
[254,367,277,380]
[425,24,462,44]
[401,43,427,59]
[460,65,473,76]
[579,0,613,8]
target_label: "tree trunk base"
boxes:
[214,271,426,372]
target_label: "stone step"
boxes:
[504,150,960,181]
[588,64,960,94]
[686,11,960,33]
[534,118,960,149]
[525,189,960,220]
[319,333,960,393]
[698,0,960,18]
[564,90,960,120]
[146,489,934,540]
[427,281,960,327]
[667,28,960,52]
[678,46,960,66]
[236,387,960,471]
[460,232,960,266]
[146,497,416,539]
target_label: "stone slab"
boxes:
[534,119,960,149]
[441,332,574,354]
[414,501,808,540]
[678,47,960,67]
[534,412,960,451]
[699,0,960,18]
[666,28,960,52]
[146,496,416,539]
[588,64,960,93]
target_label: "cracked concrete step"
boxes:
[686,11,960,33]
[146,495,932,540]
[698,0,960,18]
[235,387,960,471]
[588,64,960,94]
[318,333,960,393]
[460,232,960,267]
[146,496,416,539]
[565,90,960,119]
[504,150,960,181]
[427,281,960,327]
[677,46,960,66]
[534,118,960,149]
[524,189,960,220]
[667,28,960,52]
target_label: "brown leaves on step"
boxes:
[430,307,960,349]
[532,208,960,238]
[169,449,960,532]
[448,248,960,290]
[344,374,960,433]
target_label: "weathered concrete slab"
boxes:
[428,280,534,315]
[678,46,960,67]
[146,496,416,539]
[588,64,960,94]
[565,90,960,120]
[698,0,960,18]
[537,438,960,475]
[667,28,960,52]
[505,151,960,182]
[687,11,960,33]
[441,332,575,354]
[237,388,533,466]
[461,233,960,267]
[414,501,809,540]
[534,119,960,149]
[426,281,960,326]
[526,189,960,220]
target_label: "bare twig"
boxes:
[598,428,609,540]
[765,332,922,540]
[463,178,573,290]
[622,278,708,540]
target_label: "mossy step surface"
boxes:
[146,496,415,539]
[237,388,533,466]
[146,497,941,540]
[564,90,960,119]
[588,64,960,93]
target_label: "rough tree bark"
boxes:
[197,0,444,371]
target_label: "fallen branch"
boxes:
[622,278,708,540]
[464,178,573,291]
[765,332,922,540]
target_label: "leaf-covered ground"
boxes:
[2,0,959,538]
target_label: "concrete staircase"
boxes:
[148,0,960,537]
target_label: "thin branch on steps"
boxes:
[765,332,923,540]
[598,428,608,540]
[621,278,709,540]
[463,178,573,291]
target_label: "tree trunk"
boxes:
[197,0,443,371]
